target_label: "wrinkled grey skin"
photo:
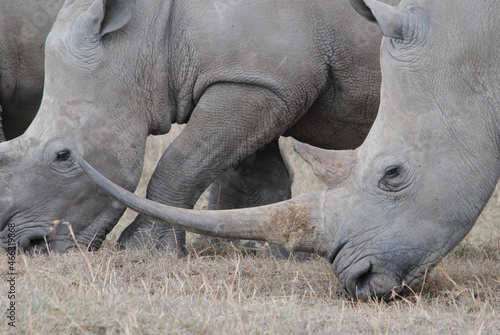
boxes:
[0,0,64,141]
[0,0,293,255]
[79,0,499,300]
[0,0,392,253]
[326,0,499,299]
[114,0,397,255]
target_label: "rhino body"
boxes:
[80,0,499,300]
[0,0,63,141]
[0,0,392,252]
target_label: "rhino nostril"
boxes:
[343,259,373,300]
[355,267,408,301]
[29,238,47,254]
[356,270,373,291]
[354,265,375,300]
[26,237,49,255]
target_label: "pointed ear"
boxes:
[349,0,407,39]
[100,0,137,36]
[348,0,377,22]
[74,0,136,40]
[293,141,357,189]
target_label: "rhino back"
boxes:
[168,0,396,149]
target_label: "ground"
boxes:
[1,130,498,334]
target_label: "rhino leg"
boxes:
[118,83,296,255]
[197,140,308,259]
[208,140,291,210]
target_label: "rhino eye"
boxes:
[56,149,71,161]
[384,166,400,178]
[379,164,413,193]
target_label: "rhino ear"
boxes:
[349,0,406,39]
[293,141,357,189]
[348,0,377,22]
[75,0,136,39]
[99,0,137,36]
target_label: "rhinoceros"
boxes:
[0,0,394,253]
[79,0,500,300]
[0,0,64,141]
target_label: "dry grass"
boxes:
[1,131,499,334]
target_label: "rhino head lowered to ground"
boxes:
[80,0,499,300]
[1,0,392,254]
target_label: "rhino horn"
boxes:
[293,141,357,188]
[77,158,330,255]
[0,140,22,165]
[349,0,409,39]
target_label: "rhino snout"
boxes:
[0,219,76,254]
[352,261,408,301]
[0,224,48,253]
[336,257,411,301]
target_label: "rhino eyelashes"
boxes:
[384,165,401,178]
[378,165,412,192]
[56,149,71,161]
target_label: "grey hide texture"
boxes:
[0,0,395,255]
[79,0,499,301]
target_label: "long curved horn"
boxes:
[78,158,329,255]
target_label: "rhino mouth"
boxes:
[1,227,77,255]
[337,258,409,301]
[1,228,50,254]
[0,217,57,254]
[25,237,51,255]
[328,240,410,301]
[346,259,410,301]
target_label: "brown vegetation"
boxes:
[1,133,498,334]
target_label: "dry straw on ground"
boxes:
[1,131,499,334]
